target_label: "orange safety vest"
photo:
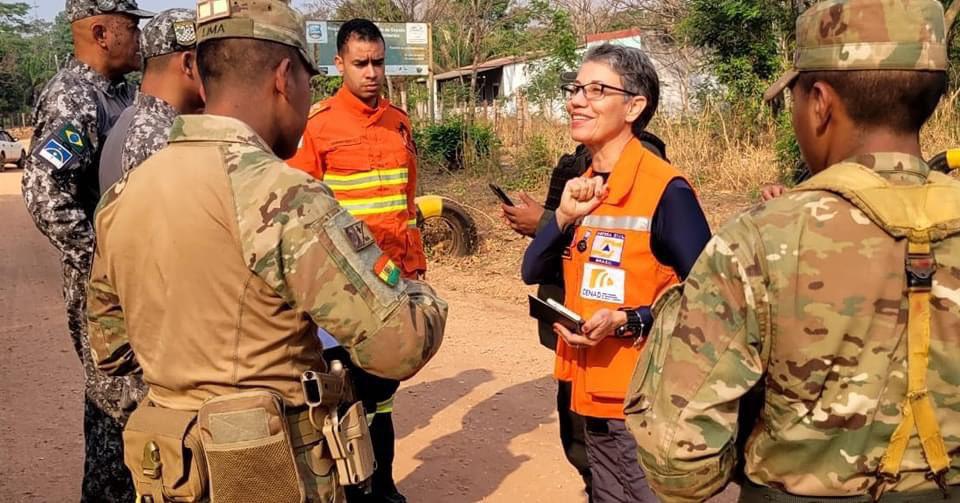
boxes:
[557,138,683,419]
[286,87,426,278]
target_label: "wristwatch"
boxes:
[615,309,645,338]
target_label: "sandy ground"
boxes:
[0,169,739,502]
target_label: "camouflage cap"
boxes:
[195,0,321,76]
[141,9,197,60]
[67,0,155,23]
[764,0,948,102]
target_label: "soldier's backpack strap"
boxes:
[795,162,960,499]
[872,235,951,499]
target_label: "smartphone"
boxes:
[489,183,515,206]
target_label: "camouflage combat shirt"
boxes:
[87,114,448,411]
[627,153,960,500]
[99,93,179,192]
[22,56,133,272]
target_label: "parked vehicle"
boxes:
[0,130,26,171]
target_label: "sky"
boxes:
[28,0,309,21]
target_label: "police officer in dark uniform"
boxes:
[21,0,153,500]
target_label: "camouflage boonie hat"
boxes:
[195,0,321,76]
[764,0,948,102]
[66,0,155,22]
[141,9,197,60]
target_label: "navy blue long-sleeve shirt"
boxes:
[522,177,711,334]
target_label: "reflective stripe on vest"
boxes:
[875,239,950,497]
[339,194,407,217]
[581,215,652,232]
[407,218,417,227]
[324,167,408,192]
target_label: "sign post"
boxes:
[304,20,432,77]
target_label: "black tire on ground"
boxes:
[419,198,479,257]
[0,152,6,173]
[16,150,25,170]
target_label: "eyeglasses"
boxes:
[560,82,637,101]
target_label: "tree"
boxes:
[522,0,579,116]
[0,5,73,119]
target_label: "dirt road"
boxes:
[0,169,737,502]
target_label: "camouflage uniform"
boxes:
[99,8,197,192]
[87,2,447,501]
[21,1,152,499]
[626,1,958,502]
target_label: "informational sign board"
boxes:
[305,21,431,77]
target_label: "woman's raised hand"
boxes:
[556,176,608,229]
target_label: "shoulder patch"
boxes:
[37,138,75,170]
[373,254,401,287]
[344,220,375,251]
[56,123,89,154]
[308,100,332,119]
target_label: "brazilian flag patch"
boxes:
[373,254,401,287]
[56,124,88,154]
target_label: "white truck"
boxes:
[0,129,26,171]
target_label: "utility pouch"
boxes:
[321,402,376,485]
[197,391,304,503]
[122,403,208,502]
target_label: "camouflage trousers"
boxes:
[62,264,146,501]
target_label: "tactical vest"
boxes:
[626,161,960,499]
[798,162,960,498]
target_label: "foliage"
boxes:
[504,132,552,189]
[773,110,802,184]
[521,0,580,110]
[415,117,499,171]
[0,5,73,120]
[681,0,795,117]
[311,75,343,101]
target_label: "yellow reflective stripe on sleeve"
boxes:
[340,194,408,216]
[407,218,418,227]
[323,168,408,192]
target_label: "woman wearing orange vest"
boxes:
[522,44,711,503]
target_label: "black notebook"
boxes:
[528,295,584,334]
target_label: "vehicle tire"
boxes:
[16,150,25,170]
[416,196,479,257]
[0,152,6,173]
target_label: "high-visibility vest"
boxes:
[558,138,685,420]
[287,88,426,278]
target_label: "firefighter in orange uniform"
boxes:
[286,18,419,503]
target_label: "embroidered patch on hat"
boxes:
[174,20,197,46]
[38,139,75,170]
[344,220,375,251]
[373,254,401,287]
[197,0,230,22]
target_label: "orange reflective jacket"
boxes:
[557,138,683,419]
[287,88,426,278]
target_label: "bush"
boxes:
[505,133,553,190]
[415,118,499,172]
[774,111,803,185]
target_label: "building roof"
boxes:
[434,55,531,81]
[586,28,642,44]
[433,28,645,82]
